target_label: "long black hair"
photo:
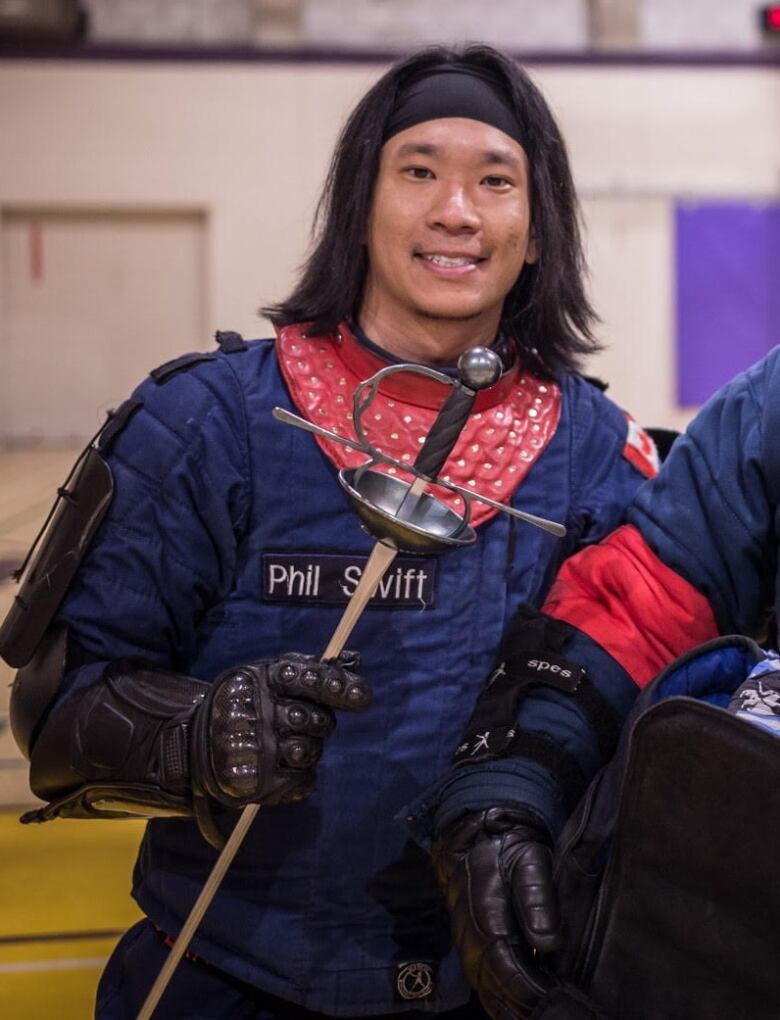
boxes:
[264,45,599,375]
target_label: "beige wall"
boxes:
[1,58,778,437]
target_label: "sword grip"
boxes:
[413,346,502,481]
[413,385,476,480]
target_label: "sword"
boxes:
[136,346,565,1019]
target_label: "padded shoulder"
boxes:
[556,372,654,552]
[55,339,280,668]
[150,351,217,384]
[562,372,630,451]
[148,329,255,384]
[110,341,263,488]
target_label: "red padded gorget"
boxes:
[275,322,561,528]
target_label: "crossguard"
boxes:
[272,348,566,552]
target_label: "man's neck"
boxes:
[356,308,500,366]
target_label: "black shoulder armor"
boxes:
[0,398,141,671]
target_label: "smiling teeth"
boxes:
[424,255,477,267]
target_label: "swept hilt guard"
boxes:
[340,347,503,551]
[272,347,566,552]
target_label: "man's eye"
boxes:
[405,167,434,180]
[483,175,512,188]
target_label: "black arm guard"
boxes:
[0,399,141,672]
[26,661,209,825]
[452,606,622,818]
[22,651,370,849]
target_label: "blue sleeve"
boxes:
[56,354,252,700]
[565,374,656,549]
[627,350,779,637]
[403,378,650,842]
[407,350,780,843]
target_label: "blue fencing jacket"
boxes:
[56,332,649,1015]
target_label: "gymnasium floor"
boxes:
[0,446,144,1019]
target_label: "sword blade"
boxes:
[322,540,398,658]
[136,802,260,1020]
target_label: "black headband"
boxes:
[383,64,525,149]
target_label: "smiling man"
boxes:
[361,111,536,363]
[2,46,658,1020]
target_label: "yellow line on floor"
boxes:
[0,935,118,1019]
[0,935,118,963]
[0,811,145,1018]
[0,956,106,973]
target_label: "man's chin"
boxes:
[413,306,486,324]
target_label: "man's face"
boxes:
[360,117,536,363]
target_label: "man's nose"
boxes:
[429,185,480,232]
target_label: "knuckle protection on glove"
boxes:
[206,668,260,801]
[270,652,371,712]
[277,699,335,739]
[199,659,319,808]
[209,668,256,734]
[279,735,322,769]
[196,652,370,809]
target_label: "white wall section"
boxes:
[0,58,778,437]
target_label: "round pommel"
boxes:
[457,347,502,391]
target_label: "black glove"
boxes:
[192,651,370,808]
[431,806,561,1020]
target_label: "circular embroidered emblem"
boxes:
[396,961,434,1000]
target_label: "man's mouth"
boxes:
[418,254,484,268]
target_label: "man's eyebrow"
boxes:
[393,141,522,170]
[481,148,523,170]
[394,142,440,159]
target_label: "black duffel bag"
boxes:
[540,634,780,1020]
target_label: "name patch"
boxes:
[262,553,437,608]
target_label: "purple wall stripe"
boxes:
[676,201,780,405]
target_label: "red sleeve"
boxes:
[543,524,719,689]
